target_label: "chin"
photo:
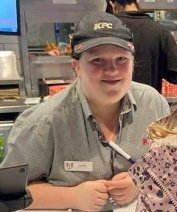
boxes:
[107,89,125,98]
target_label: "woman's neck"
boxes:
[88,101,121,142]
[124,3,138,12]
[89,101,120,122]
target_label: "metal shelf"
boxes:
[165,97,177,104]
[0,99,33,113]
[30,56,72,64]
[0,79,23,85]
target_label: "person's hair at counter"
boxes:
[71,11,135,59]
[147,108,177,140]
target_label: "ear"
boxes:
[72,59,81,77]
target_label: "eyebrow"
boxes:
[86,48,99,55]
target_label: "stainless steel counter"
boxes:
[0,79,23,85]
[0,96,176,114]
[0,98,35,113]
[165,97,177,104]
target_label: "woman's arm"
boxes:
[27,180,109,211]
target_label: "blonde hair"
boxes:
[148,108,177,140]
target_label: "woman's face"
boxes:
[72,44,134,105]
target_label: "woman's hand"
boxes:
[72,180,109,211]
[107,172,139,205]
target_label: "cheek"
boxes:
[79,64,102,80]
[119,63,133,78]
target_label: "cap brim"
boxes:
[74,37,135,54]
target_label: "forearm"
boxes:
[27,181,77,210]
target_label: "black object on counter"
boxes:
[0,164,33,211]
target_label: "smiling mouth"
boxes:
[102,80,120,84]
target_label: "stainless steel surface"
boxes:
[21,0,106,24]
[165,97,177,104]
[0,51,21,80]
[139,0,177,10]
[0,99,32,113]
[0,79,23,85]
[31,56,72,64]
[0,78,25,99]
[30,56,75,96]
[19,0,106,97]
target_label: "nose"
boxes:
[105,60,118,72]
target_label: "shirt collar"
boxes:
[121,86,137,114]
[76,79,92,119]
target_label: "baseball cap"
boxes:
[71,11,135,59]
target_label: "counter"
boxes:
[0,99,30,114]
[0,96,176,114]
[0,97,41,114]
[17,210,74,212]
[165,97,177,104]
[17,203,137,212]
[16,200,137,212]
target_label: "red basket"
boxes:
[48,84,69,96]
[161,79,177,97]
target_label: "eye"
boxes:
[116,57,128,64]
[90,58,105,65]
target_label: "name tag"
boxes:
[64,161,93,172]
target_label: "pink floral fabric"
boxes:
[128,143,177,212]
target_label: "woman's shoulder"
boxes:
[129,81,170,113]
[130,81,161,96]
[16,81,79,124]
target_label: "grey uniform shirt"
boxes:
[1,80,169,187]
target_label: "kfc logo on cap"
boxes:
[94,22,113,30]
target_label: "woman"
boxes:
[1,11,170,211]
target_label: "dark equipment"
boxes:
[0,164,33,211]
